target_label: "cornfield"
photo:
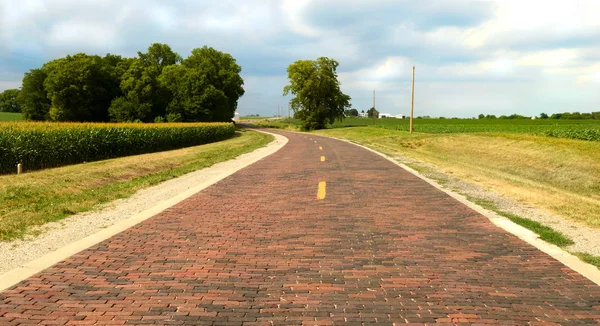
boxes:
[0,122,236,174]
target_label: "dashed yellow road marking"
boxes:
[319,146,323,150]
[317,182,326,200]
[321,156,326,162]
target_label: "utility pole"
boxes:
[410,66,415,134]
[278,104,280,117]
[372,90,376,121]
[373,90,376,109]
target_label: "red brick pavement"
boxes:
[1,130,599,325]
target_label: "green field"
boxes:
[254,117,600,141]
[0,112,22,121]
[332,117,600,141]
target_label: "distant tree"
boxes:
[367,107,379,118]
[485,114,497,119]
[507,114,527,119]
[160,46,244,122]
[0,89,21,112]
[478,114,485,119]
[539,112,549,119]
[283,57,351,130]
[361,110,365,113]
[18,69,51,120]
[43,53,120,121]
[345,108,358,117]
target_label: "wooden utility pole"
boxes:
[410,66,415,134]
[373,90,376,109]
[372,90,376,120]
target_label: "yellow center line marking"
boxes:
[321,156,326,162]
[319,146,323,150]
[317,182,326,200]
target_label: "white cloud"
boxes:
[0,0,599,117]
[517,49,578,67]
[48,20,118,49]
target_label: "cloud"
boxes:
[0,0,598,117]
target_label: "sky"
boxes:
[1,0,599,118]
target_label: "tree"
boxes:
[478,114,485,119]
[159,46,244,122]
[18,69,51,120]
[367,107,379,118]
[345,108,358,117]
[0,89,21,112]
[43,53,121,121]
[111,44,181,122]
[283,57,351,130]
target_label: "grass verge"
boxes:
[0,129,273,241]
[463,196,575,247]
[571,252,600,269]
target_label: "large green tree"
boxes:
[159,46,244,122]
[109,43,181,122]
[18,69,51,120]
[283,57,351,130]
[43,53,121,121]
[0,89,21,112]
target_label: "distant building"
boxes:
[358,112,368,118]
[395,114,406,119]
[379,113,393,118]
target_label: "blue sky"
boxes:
[1,0,599,117]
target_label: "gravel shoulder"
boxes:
[0,131,287,275]
[380,147,600,257]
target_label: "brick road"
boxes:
[1,130,599,325]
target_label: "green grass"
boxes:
[501,211,575,247]
[464,196,574,247]
[240,116,273,120]
[0,129,273,241]
[0,112,22,121]
[249,118,301,130]
[571,252,600,269]
[330,117,600,141]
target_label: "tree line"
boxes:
[2,43,244,122]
